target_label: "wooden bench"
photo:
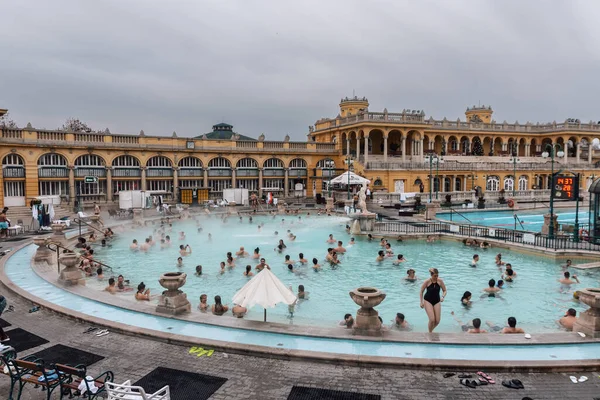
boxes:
[55,363,114,399]
[3,356,61,400]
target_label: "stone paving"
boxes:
[0,287,598,399]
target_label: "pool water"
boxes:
[87,214,599,333]
[437,208,588,231]
[7,244,600,361]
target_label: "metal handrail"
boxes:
[47,241,113,273]
[449,207,473,223]
[73,217,106,237]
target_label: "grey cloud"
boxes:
[1,0,599,140]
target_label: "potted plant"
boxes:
[477,195,486,209]
[498,189,506,204]
[444,194,452,207]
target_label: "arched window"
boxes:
[236,158,258,169]
[146,156,172,167]
[289,158,307,169]
[486,175,500,191]
[2,154,24,166]
[414,178,423,185]
[208,157,231,169]
[444,177,452,192]
[75,155,106,177]
[263,158,284,169]
[75,154,105,166]
[503,176,514,191]
[178,157,203,168]
[518,175,528,191]
[112,155,140,167]
[316,159,335,169]
[38,153,67,166]
[454,177,462,191]
[374,179,383,186]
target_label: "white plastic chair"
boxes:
[106,380,170,400]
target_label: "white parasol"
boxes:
[232,268,296,322]
[328,171,371,186]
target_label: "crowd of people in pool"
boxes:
[81,212,584,334]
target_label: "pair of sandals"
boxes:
[458,371,495,388]
[502,379,525,389]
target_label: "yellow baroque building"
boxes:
[3,97,600,209]
[0,109,338,208]
[309,97,600,196]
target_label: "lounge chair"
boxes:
[107,380,170,400]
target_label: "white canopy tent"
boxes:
[232,268,297,322]
[328,171,371,186]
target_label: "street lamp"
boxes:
[345,155,354,200]
[427,154,443,203]
[509,142,520,197]
[542,143,565,239]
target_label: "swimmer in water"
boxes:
[394,254,407,265]
[348,237,356,246]
[326,234,336,244]
[236,246,249,257]
[243,265,254,277]
[559,271,579,285]
[179,244,192,256]
[330,252,341,265]
[177,257,184,267]
[461,291,472,306]
[195,265,203,276]
[312,258,321,271]
[334,241,346,254]
[179,231,186,240]
[405,268,417,281]
[495,253,504,266]
[376,250,385,262]
[284,255,296,265]
[298,253,308,264]
[483,279,501,294]
[252,247,261,259]
[130,239,139,251]
[208,233,212,241]
[219,261,226,274]
[471,254,479,267]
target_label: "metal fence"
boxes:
[373,221,600,252]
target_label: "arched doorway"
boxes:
[2,154,26,206]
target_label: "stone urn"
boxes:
[349,287,386,335]
[156,272,191,315]
[58,253,85,286]
[33,237,52,262]
[51,223,67,246]
[573,288,600,338]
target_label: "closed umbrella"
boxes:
[232,268,297,322]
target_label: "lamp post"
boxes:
[542,143,565,239]
[345,155,354,200]
[427,154,442,203]
[510,142,519,197]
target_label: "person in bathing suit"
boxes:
[419,268,447,333]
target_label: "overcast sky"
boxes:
[1,0,600,140]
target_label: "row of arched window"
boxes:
[486,175,529,191]
[2,154,315,170]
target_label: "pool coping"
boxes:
[2,241,600,371]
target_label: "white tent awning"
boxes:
[328,171,370,186]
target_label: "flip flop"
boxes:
[83,327,97,334]
[460,379,476,388]
[524,333,532,339]
[570,376,578,384]
[511,379,524,389]
[578,376,588,382]
[458,374,472,379]
[96,331,109,337]
[477,378,488,385]
[443,372,456,378]
[577,332,586,338]
[502,380,522,389]
[477,371,495,384]
[95,330,108,336]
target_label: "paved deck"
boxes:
[0,283,599,399]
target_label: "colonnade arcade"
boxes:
[1,151,327,206]
[339,130,596,164]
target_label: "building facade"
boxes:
[0,112,338,208]
[3,98,600,209]
[309,97,600,195]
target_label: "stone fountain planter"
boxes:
[33,237,52,262]
[349,287,386,336]
[51,223,67,246]
[156,272,191,315]
[573,288,600,338]
[58,253,85,286]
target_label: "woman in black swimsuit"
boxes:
[419,268,448,332]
